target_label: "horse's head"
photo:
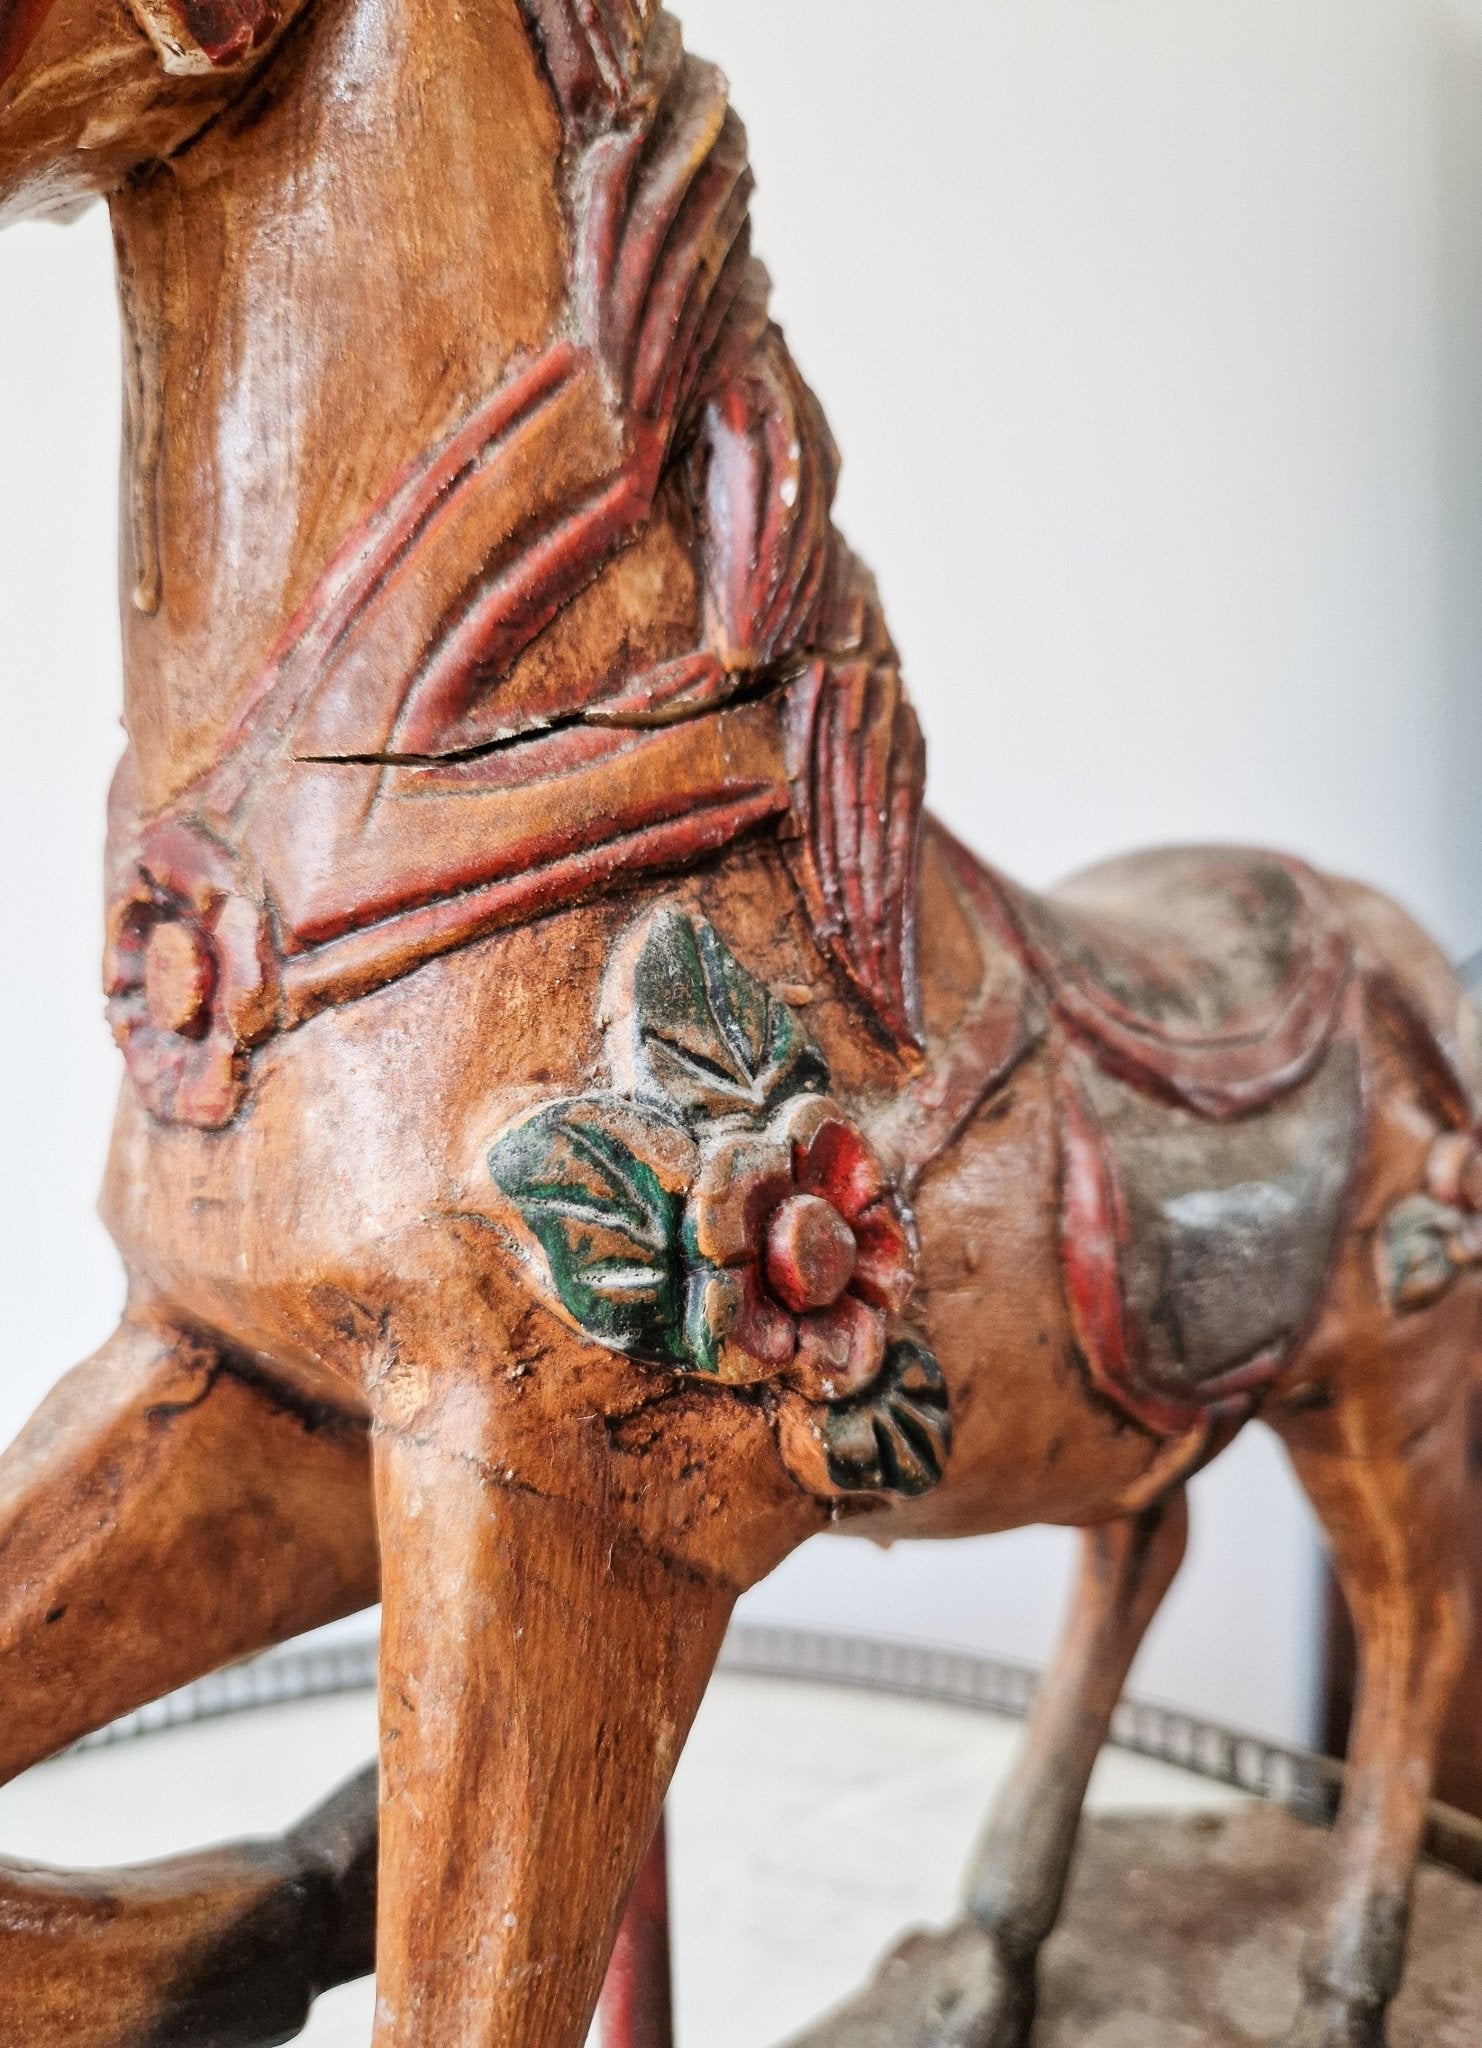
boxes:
[0,0,298,227]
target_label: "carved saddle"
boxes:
[998,844,1352,1120]
[958,843,1362,1437]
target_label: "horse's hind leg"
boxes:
[12,1760,378,2048]
[0,1308,382,2047]
[787,1489,1188,2048]
[1271,1352,1472,2048]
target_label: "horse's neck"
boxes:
[99,0,934,1096]
[110,0,569,812]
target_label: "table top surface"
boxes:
[0,1655,1248,2048]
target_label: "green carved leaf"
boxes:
[486,1096,695,1362]
[823,1340,952,1497]
[615,910,830,1123]
[683,1262,735,1378]
[1381,1194,1460,1314]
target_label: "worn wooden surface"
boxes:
[1326,1386,1482,1821]
[793,1809,1482,2048]
[4,2,1482,2044]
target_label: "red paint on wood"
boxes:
[387,469,649,757]
[598,1814,674,2048]
[277,787,787,1028]
[766,1193,859,1314]
[101,6,931,1123]
[165,0,280,66]
[210,344,588,803]
[996,853,1351,1119]
[1056,1058,1288,1438]
[0,0,56,86]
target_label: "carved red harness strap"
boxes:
[105,15,926,1127]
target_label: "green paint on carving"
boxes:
[488,1101,688,1362]
[1382,1194,1461,1313]
[628,910,829,1122]
[682,1264,731,1377]
[823,1340,952,1496]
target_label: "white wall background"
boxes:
[6,0,1482,1747]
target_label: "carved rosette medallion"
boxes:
[1380,1132,1482,1313]
[105,819,278,1128]
[482,908,950,1502]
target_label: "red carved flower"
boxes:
[684,1096,916,1399]
[106,820,278,1130]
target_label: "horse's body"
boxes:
[2,3,1479,2045]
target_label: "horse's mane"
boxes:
[511,1,929,1048]
[516,0,659,133]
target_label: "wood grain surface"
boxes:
[2,2,1482,2043]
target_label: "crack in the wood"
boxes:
[296,705,598,769]
[291,663,793,769]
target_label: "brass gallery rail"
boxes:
[69,1623,1482,1889]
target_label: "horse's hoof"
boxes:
[783,1923,1034,2048]
[1274,1995,1387,2048]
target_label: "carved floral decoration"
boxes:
[1380,1133,1482,1313]
[105,820,278,1129]
[685,1097,915,1398]
[483,908,951,1501]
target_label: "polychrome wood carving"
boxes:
[2,3,1480,2045]
[479,906,950,1498]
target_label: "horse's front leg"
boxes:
[0,1306,381,2044]
[961,1487,1190,2032]
[0,1308,379,1774]
[370,1356,745,2048]
[787,1489,1188,2048]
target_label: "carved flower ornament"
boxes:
[106,821,278,1130]
[685,1097,916,1397]
[482,908,951,1502]
[1379,1133,1482,1314]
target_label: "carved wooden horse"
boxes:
[2,3,1480,2045]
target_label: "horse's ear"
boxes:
[121,0,292,75]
